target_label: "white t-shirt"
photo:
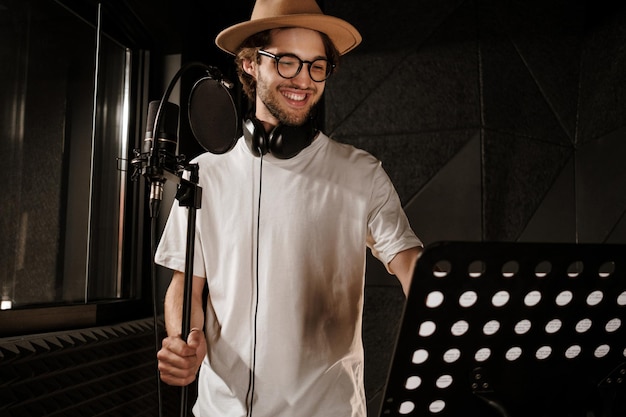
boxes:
[155,132,421,417]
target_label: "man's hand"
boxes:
[157,329,207,386]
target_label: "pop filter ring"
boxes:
[188,74,239,154]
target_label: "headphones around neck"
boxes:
[243,115,318,159]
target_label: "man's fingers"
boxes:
[161,335,197,356]
[158,367,197,386]
[157,353,198,386]
[186,328,204,347]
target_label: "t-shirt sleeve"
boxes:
[154,201,207,278]
[367,163,422,269]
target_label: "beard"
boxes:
[256,73,320,126]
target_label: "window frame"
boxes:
[0,0,160,337]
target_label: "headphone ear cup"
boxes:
[244,116,317,159]
[243,117,269,156]
[268,121,315,159]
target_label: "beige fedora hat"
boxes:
[215,0,362,56]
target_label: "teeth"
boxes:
[283,91,306,101]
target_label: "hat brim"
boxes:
[215,14,362,56]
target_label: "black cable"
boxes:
[475,395,512,417]
[246,153,263,417]
[150,210,164,417]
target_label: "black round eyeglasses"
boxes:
[258,50,335,82]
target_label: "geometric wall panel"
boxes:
[518,158,577,243]
[578,7,626,143]
[341,130,475,205]
[325,52,405,134]
[480,35,573,146]
[404,132,482,244]
[327,0,467,54]
[327,1,479,138]
[480,0,583,142]
[576,127,626,243]
[483,131,573,241]
[325,1,626,252]
[606,214,626,244]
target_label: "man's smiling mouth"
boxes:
[282,91,307,102]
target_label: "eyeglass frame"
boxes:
[257,49,336,82]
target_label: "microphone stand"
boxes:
[140,146,202,417]
[134,61,226,417]
[171,166,202,417]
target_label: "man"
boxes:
[156,0,423,416]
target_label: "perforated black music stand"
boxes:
[378,242,626,417]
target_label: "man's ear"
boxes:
[242,58,257,78]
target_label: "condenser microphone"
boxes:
[145,100,180,217]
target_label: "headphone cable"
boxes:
[246,151,263,417]
[150,213,164,417]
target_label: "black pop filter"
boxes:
[188,77,239,154]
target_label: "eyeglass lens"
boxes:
[259,50,332,82]
[276,55,330,81]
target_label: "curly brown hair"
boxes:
[235,28,341,103]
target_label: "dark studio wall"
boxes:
[3,1,626,416]
[326,0,626,245]
[320,0,626,414]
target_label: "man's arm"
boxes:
[164,270,206,336]
[157,271,207,386]
[388,246,423,297]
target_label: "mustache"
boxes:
[279,82,317,94]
